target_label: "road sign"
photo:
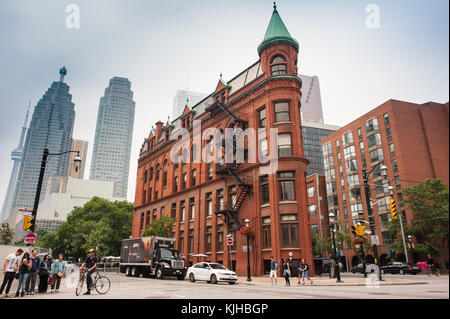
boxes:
[243,245,252,252]
[371,235,380,246]
[389,198,398,219]
[24,233,36,244]
[226,237,233,246]
[22,216,34,231]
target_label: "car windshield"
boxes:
[209,263,228,270]
[160,248,179,259]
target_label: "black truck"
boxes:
[120,236,186,280]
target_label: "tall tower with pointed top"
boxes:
[0,104,31,222]
[12,67,75,212]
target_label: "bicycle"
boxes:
[76,268,111,296]
[426,265,440,277]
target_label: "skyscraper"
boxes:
[172,90,207,120]
[299,75,324,123]
[0,103,30,223]
[12,66,75,210]
[90,77,135,198]
[67,139,88,179]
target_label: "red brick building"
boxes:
[321,99,449,267]
[306,174,330,243]
[132,4,315,276]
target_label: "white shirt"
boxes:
[5,253,20,272]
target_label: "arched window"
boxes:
[143,170,148,184]
[149,167,154,182]
[270,55,287,75]
[162,160,168,187]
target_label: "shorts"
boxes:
[270,270,278,278]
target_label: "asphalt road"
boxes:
[4,272,446,300]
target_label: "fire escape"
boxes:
[205,99,251,228]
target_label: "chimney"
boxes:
[155,121,164,141]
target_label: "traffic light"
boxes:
[22,216,34,231]
[389,198,398,219]
[351,225,367,236]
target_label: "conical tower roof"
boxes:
[258,2,299,55]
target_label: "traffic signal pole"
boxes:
[362,170,382,281]
[390,197,409,264]
[30,148,49,233]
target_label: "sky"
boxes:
[0,0,448,205]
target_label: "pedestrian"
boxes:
[0,248,23,298]
[51,254,66,293]
[80,249,97,295]
[15,252,32,297]
[269,256,279,286]
[38,254,52,293]
[298,258,313,285]
[25,249,40,295]
[282,258,291,287]
[362,260,367,278]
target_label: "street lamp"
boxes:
[244,218,252,282]
[328,212,342,283]
[30,148,82,232]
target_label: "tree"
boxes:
[311,231,331,257]
[0,223,14,244]
[142,215,175,237]
[396,179,449,262]
[36,197,133,260]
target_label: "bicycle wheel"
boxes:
[75,278,84,296]
[95,276,111,295]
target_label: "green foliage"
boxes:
[388,179,449,258]
[142,215,175,237]
[311,231,332,257]
[35,197,133,260]
[0,223,14,244]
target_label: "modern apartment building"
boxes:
[90,77,135,198]
[322,99,449,267]
[133,4,315,276]
[12,67,75,210]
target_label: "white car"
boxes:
[187,262,237,285]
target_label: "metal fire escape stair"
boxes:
[206,100,252,228]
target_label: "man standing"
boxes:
[80,249,97,295]
[0,248,23,298]
[25,249,40,295]
[269,256,279,286]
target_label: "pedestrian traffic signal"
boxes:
[22,216,34,231]
[351,225,367,236]
[389,198,398,219]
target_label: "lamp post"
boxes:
[328,212,342,283]
[244,218,252,282]
[362,162,387,281]
[30,148,81,232]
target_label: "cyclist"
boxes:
[426,254,435,274]
[80,249,97,295]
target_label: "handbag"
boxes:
[14,272,20,279]
[48,276,55,286]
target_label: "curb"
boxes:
[236,280,430,287]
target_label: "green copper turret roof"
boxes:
[258,3,299,55]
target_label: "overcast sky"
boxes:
[0,0,448,205]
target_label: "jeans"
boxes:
[17,273,29,293]
[301,270,311,281]
[86,269,95,292]
[0,272,15,294]
[26,271,38,293]
[38,273,49,292]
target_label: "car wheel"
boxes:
[228,282,235,285]
[156,267,164,280]
[189,273,196,282]
[126,266,132,277]
[210,274,217,284]
[399,269,404,275]
[132,267,140,277]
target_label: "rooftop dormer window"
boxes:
[270,55,287,75]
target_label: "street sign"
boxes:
[243,245,252,252]
[371,235,380,246]
[24,233,36,244]
[226,237,233,246]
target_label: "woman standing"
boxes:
[282,259,291,287]
[38,254,52,293]
[15,252,31,297]
[51,254,66,293]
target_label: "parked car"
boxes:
[187,262,237,285]
[351,263,378,274]
[381,262,421,275]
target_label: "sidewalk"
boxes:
[236,274,430,287]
